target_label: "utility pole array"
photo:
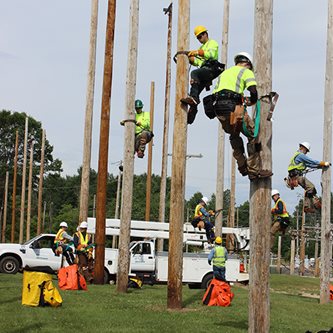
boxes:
[94,0,116,285]
[26,140,34,241]
[37,129,45,234]
[11,130,19,242]
[1,171,9,242]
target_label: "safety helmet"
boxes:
[135,99,143,109]
[201,196,209,205]
[79,221,88,229]
[215,236,222,244]
[299,141,311,152]
[194,25,208,37]
[60,221,68,228]
[234,52,253,69]
[271,189,280,197]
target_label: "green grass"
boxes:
[1,273,333,333]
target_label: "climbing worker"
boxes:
[191,196,216,243]
[180,25,224,125]
[73,221,94,283]
[270,189,290,248]
[287,142,330,213]
[203,51,272,181]
[208,236,228,281]
[53,221,75,266]
[134,99,153,158]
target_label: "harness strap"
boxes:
[242,100,261,138]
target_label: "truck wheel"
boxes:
[201,272,214,289]
[0,256,20,274]
[188,283,201,289]
[104,269,110,284]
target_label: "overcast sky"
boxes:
[0,0,331,213]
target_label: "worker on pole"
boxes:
[134,99,153,158]
[203,52,272,181]
[191,196,216,243]
[53,221,75,266]
[180,25,224,125]
[208,236,228,281]
[286,142,330,213]
[270,189,290,248]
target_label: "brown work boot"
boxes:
[187,106,198,124]
[181,96,198,106]
[313,197,322,210]
[137,151,144,158]
[238,165,248,176]
[304,207,315,213]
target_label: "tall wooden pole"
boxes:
[314,223,320,277]
[290,237,295,275]
[117,0,139,293]
[320,0,333,304]
[277,235,281,273]
[95,0,116,285]
[37,129,45,235]
[112,163,122,248]
[1,171,9,242]
[145,81,155,221]
[79,0,99,224]
[167,0,189,310]
[158,3,173,252]
[227,157,235,250]
[11,130,19,242]
[215,0,230,237]
[19,117,28,244]
[249,1,273,332]
[42,201,46,233]
[26,140,34,241]
[299,200,306,276]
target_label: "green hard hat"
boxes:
[135,99,144,109]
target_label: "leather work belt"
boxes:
[215,90,242,104]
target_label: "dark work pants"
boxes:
[213,265,226,281]
[190,66,217,102]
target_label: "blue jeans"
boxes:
[213,266,226,281]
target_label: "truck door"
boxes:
[130,242,155,272]
[24,235,62,270]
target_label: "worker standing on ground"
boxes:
[73,221,94,283]
[286,142,330,213]
[191,196,216,243]
[204,52,272,180]
[270,189,290,248]
[208,236,228,281]
[180,25,224,125]
[134,99,153,158]
[53,221,75,266]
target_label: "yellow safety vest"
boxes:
[272,198,289,218]
[54,229,65,244]
[78,232,90,246]
[135,111,150,134]
[288,151,305,172]
[194,204,204,217]
[213,246,226,267]
[213,65,257,94]
[192,39,219,68]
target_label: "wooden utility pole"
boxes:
[11,130,19,242]
[79,0,99,223]
[117,0,139,293]
[37,129,45,235]
[314,222,320,277]
[158,2,173,252]
[227,157,235,250]
[26,140,34,240]
[276,235,282,273]
[1,171,9,242]
[248,1,273,332]
[112,163,122,248]
[42,201,46,233]
[299,201,306,276]
[320,0,333,304]
[290,237,295,275]
[215,0,230,237]
[94,0,116,285]
[167,0,189,310]
[145,81,155,221]
[19,117,28,244]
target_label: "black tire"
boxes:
[188,283,201,289]
[201,272,214,289]
[104,269,110,284]
[0,256,20,274]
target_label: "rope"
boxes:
[242,100,261,138]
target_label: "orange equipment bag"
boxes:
[202,278,234,307]
[58,264,87,291]
[330,285,333,301]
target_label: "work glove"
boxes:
[319,161,331,168]
[208,210,215,216]
[188,49,204,57]
[208,260,211,265]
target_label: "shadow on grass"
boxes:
[216,320,248,331]
[0,296,21,304]
[8,323,44,333]
[183,290,203,307]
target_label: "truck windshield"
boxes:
[22,235,41,246]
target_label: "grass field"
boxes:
[0,273,332,333]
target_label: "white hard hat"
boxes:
[201,196,209,204]
[60,221,68,228]
[79,221,88,229]
[234,52,253,67]
[271,189,280,197]
[299,141,311,152]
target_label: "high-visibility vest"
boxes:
[78,232,90,246]
[213,246,226,267]
[194,204,204,217]
[54,229,65,244]
[272,198,289,218]
[135,111,150,134]
[193,39,219,67]
[213,65,256,94]
[288,151,305,172]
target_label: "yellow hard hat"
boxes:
[215,236,222,244]
[194,25,208,37]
